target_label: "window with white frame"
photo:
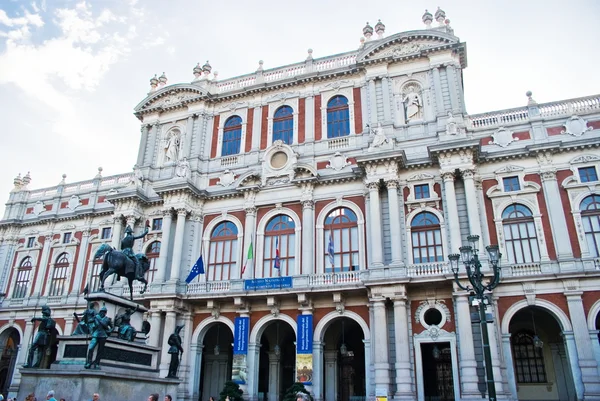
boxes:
[414,184,430,199]
[502,204,540,264]
[101,227,112,240]
[49,252,69,296]
[324,208,359,272]
[152,218,163,231]
[221,116,243,156]
[579,166,598,183]
[273,106,294,145]
[263,215,295,277]
[90,258,103,292]
[411,212,443,263]
[145,241,161,283]
[581,195,600,257]
[27,237,35,248]
[326,96,350,138]
[13,257,32,299]
[63,232,71,244]
[503,176,521,192]
[207,221,238,281]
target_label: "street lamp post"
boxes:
[448,234,501,401]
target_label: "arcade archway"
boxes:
[257,320,296,401]
[0,327,20,396]
[200,322,234,401]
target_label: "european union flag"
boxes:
[185,255,205,284]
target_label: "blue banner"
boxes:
[296,315,313,354]
[244,276,293,291]
[233,317,249,354]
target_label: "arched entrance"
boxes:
[322,317,366,401]
[507,306,576,401]
[257,320,296,401]
[0,327,20,396]
[200,322,234,401]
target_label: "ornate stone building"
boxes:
[1,8,600,401]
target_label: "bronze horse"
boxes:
[94,243,150,300]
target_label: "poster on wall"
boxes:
[232,316,249,384]
[296,314,313,385]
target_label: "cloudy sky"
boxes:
[0,0,599,216]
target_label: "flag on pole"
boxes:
[274,237,281,271]
[327,230,335,269]
[185,254,205,283]
[241,240,253,275]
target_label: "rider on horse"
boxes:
[120,222,149,282]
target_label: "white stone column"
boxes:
[32,235,52,296]
[155,210,173,283]
[461,169,482,251]
[252,106,262,151]
[247,342,260,401]
[179,312,194,399]
[372,299,391,395]
[301,199,315,275]
[12,321,34,387]
[431,66,446,116]
[312,340,324,401]
[485,304,505,394]
[190,343,204,401]
[111,216,124,249]
[386,180,403,266]
[368,79,378,126]
[565,292,600,397]
[305,95,315,142]
[454,293,480,396]
[267,351,281,401]
[243,205,257,279]
[540,171,573,258]
[367,182,384,267]
[184,115,195,159]
[563,331,584,400]
[169,208,188,282]
[137,124,149,166]
[475,180,491,247]
[502,333,518,400]
[381,76,392,123]
[190,212,204,267]
[70,229,91,296]
[324,350,338,401]
[441,172,462,252]
[160,310,177,377]
[445,65,460,113]
[393,296,413,399]
[149,309,163,347]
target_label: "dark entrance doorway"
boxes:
[421,342,454,401]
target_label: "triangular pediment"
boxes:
[134,84,206,114]
[357,30,462,63]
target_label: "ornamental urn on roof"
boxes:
[422,9,433,27]
[22,171,31,187]
[202,60,212,74]
[158,72,168,86]
[363,22,373,40]
[193,63,202,79]
[434,7,446,26]
[150,74,158,91]
[374,19,385,38]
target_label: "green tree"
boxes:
[282,382,313,401]
[219,380,244,401]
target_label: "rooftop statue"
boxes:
[93,221,150,300]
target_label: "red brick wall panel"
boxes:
[482,179,498,245]
[298,98,305,144]
[557,169,581,257]
[260,107,268,150]
[211,115,220,158]
[513,131,531,140]
[547,126,563,136]
[314,95,322,141]
[353,88,363,134]
[525,174,557,260]
[245,107,254,152]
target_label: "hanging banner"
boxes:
[296,314,313,385]
[232,317,249,384]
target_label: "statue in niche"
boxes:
[164,130,181,162]
[445,112,458,135]
[403,88,422,121]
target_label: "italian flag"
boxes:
[242,241,253,275]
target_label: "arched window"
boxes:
[222,116,242,156]
[49,253,69,296]
[502,204,540,264]
[13,257,32,299]
[145,241,161,283]
[326,96,350,138]
[273,106,294,145]
[511,331,547,383]
[581,195,600,257]
[208,221,238,281]
[411,212,443,263]
[325,208,359,272]
[263,215,295,277]
[90,258,103,292]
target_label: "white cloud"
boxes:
[0,9,44,28]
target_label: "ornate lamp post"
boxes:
[448,234,501,401]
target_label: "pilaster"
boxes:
[386,180,403,266]
[539,170,574,258]
[461,168,482,252]
[169,208,189,282]
[441,172,462,252]
[366,182,384,267]
[155,209,173,283]
[371,298,391,395]
[392,294,414,399]
[301,184,315,275]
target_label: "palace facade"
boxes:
[1,8,600,401]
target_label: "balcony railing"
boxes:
[509,263,542,276]
[308,271,361,286]
[407,262,449,277]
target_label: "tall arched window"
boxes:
[222,116,242,156]
[145,241,161,283]
[511,331,547,383]
[411,212,443,263]
[13,257,32,299]
[263,215,295,277]
[326,96,350,138]
[324,208,359,272]
[581,195,600,257]
[273,106,294,144]
[208,221,238,281]
[502,204,540,264]
[49,253,69,296]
